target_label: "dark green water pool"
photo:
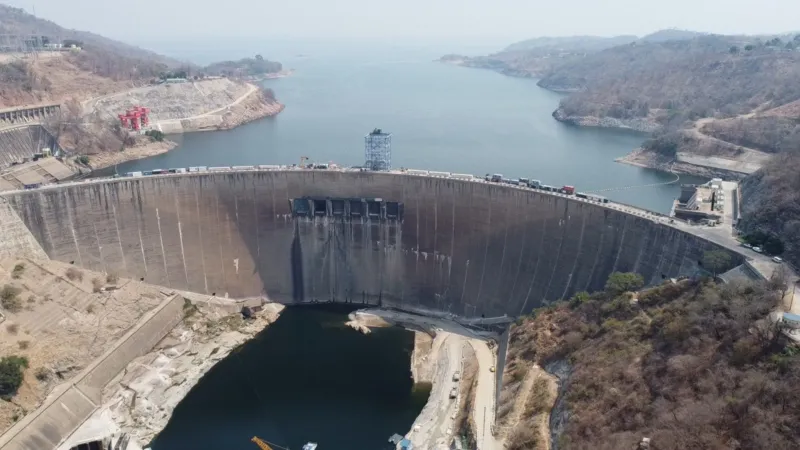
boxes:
[151,305,429,450]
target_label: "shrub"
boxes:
[0,355,29,399]
[604,272,644,296]
[65,267,83,281]
[6,323,19,334]
[1,285,22,313]
[702,250,733,275]
[17,341,29,350]
[91,278,103,293]
[75,155,90,165]
[145,129,165,142]
[11,263,25,279]
[106,273,119,284]
[34,367,50,381]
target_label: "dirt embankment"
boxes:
[615,148,748,180]
[77,140,177,171]
[217,87,284,130]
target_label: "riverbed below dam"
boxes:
[2,170,741,318]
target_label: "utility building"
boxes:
[364,128,392,171]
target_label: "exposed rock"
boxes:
[552,108,661,133]
[100,303,284,446]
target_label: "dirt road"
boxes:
[470,341,503,450]
[350,309,501,449]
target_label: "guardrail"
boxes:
[1,165,683,224]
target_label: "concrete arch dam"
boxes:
[2,171,740,317]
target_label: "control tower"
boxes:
[364,128,392,171]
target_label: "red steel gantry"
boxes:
[118,106,150,131]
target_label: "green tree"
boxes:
[729,46,739,54]
[0,356,29,399]
[744,44,755,51]
[702,250,733,276]
[604,272,645,296]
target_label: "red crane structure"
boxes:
[118,106,150,131]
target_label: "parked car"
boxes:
[773,256,783,263]
[753,246,763,253]
[449,387,458,399]
[743,243,752,249]
[452,372,461,382]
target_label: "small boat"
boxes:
[302,444,318,450]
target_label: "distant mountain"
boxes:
[638,29,707,42]
[503,35,637,52]
[439,35,638,79]
[203,55,282,79]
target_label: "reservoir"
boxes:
[117,40,706,214]
[151,305,428,450]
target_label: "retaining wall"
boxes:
[0,295,184,450]
[3,171,742,317]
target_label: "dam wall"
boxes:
[2,171,741,317]
[0,199,47,260]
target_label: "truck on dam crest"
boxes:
[0,166,747,320]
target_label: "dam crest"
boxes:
[1,169,741,317]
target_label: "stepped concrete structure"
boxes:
[0,104,60,127]
[0,124,58,168]
[1,170,742,317]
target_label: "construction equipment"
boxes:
[300,156,309,167]
[251,436,274,450]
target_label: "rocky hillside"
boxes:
[0,4,188,107]
[739,152,800,268]
[0,4,178,65]
[546,35,800,129]
[502,273,799,450]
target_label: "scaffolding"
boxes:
[364,128,392,171]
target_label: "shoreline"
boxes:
[82,89,284,172]
[616,148,748,179]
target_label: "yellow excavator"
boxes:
[252,436,318,450]
[251,436,273,450]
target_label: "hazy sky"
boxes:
[5,0,799,43]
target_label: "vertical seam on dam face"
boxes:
[111,205,128,273]
[584,209,605,292]
[508,195,531,302]
[562,211,587,301]
[519,218,547,315]
[475,187,493,306]
[3,172,743,317]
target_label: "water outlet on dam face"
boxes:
[290,196,404,222]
